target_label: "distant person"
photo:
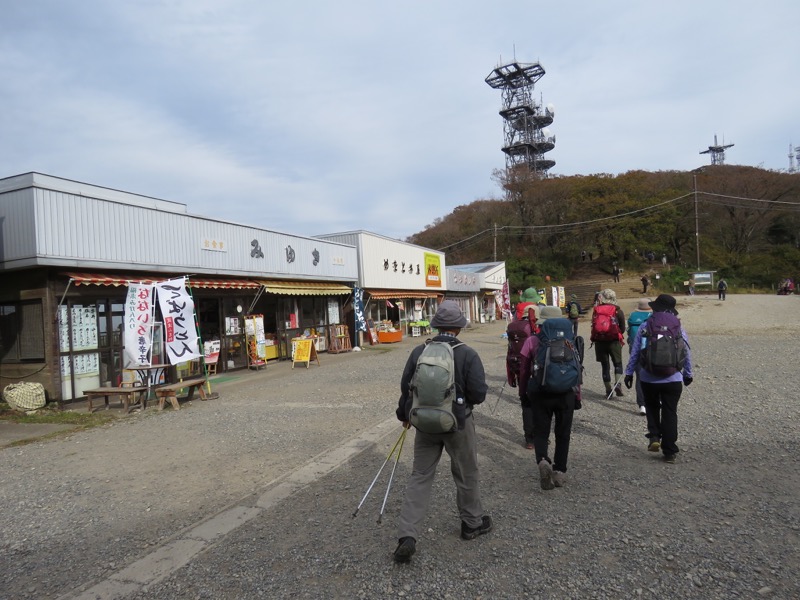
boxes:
[515,287,542,320]
[590,288,626,397]
[506,306,539,449]
[626,299,652,415]
[641,274,650,294]
[588,252,593,261]
[612,263,621,283]
[393,301,491,563]
[717,279,728,301]
[581,250,587,262]
[688,279,695,296]
[661,254,668,267]
[566,294,582,338]
[624,294,693,464]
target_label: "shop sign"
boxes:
[201,238,227,252]
[424,253,442,288]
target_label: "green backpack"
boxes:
[409,340,464,434]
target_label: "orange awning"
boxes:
[256,280,352,295]
[366,290,441,300]
[63,272,261,289]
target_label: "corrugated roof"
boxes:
[366,290,441,300]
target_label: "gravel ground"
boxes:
[1,294,799,599]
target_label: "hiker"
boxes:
[581,249,587,262]
[515,287,542,320]
[612,263,620,283]
[590,288,626,397]
[624,294,693,463]
[518,306,582,490]
[393,301,491,563]
[661,254,667,267]
[506,305,539,449]
[641,274,650,294]
[717,278,727,301]
[566,294,581,338]
[626,299,652,415]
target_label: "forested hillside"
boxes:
[408,165,800,292]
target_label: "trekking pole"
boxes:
[352,427,408,518]
[377,426,408,524]
[605,378,623,401]
[490,381,507,415]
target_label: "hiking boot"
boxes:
[393,537,416,563]
[614,385,624,397]
[553,470,566,487]
[664,453,676,464]
[639,405,647,415]
[525,442,534,450]
[538,459,555,490]
[648,439,661,452]
[604,382,613,395]
[461,515,493,540]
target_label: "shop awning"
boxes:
[366,290,442,300]
[256,280,353,295]
[63,272,261,289]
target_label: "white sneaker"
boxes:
[553,470,566,487]
[639,405,647,415]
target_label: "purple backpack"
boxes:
[639,312,688,376]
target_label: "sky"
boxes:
[1,1,798,241]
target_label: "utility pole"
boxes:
[693,174,700,270]
[493,223,497,261]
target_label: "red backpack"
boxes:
[506,319,532,386]
[590,304,621,342]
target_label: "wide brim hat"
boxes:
[598,288,617,304]
[431,300,468,328]
[538,306,563,322]
[520,287,542,303]
[648,294,678,315]
[637,298,652,311]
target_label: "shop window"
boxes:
[0,301,45,362]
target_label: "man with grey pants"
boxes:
[393,301,492,563]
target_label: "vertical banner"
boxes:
[155,277,202,364]
[500,279,511,320]
[353,287,367,332]
[124,283,155,367]
[424,252,442,288]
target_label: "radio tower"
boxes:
[700,134,734,165]
[485,61,556,179]
[790,144,797,173]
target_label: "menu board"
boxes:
[59,305,98,352]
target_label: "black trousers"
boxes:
[531,391,576,472]
[641,381,682,456]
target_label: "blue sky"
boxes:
[1,1,798,240]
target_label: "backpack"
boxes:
[639,312,688,376]
[409,340,464,434]
[530,317,583,396]
[506,319,532,386]
[567,300,581,319]
[627,312,650,345]
[590,304,621,342]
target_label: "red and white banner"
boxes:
[499,279,511,319]
[124,283,155,367]
[156,277,202,364]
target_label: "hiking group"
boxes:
[388,291,692,564]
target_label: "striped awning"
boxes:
[63,272,261,289]
[366,290,442,300]
[256,280,353,296]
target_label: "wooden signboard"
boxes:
[292,338,320,369]
[366,319,379,345]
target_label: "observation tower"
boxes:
[485,61,556,177]
[700,134,734,166]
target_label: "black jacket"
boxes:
[396,334,488,422]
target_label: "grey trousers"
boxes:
[396,416,484,540]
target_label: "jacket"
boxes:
[624,319,693,384]
[396,334,488,422]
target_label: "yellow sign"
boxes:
[291,338,320,368]
[424,252,442,288]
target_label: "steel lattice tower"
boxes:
[700,134,734,166]
[485,61,556,178]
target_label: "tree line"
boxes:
[408,165,800,292]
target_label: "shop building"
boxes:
[445,262,507,324]
[316,231,446,344]
[0,173,358,402]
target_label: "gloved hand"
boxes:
[683,376,693,386]
[624,375,633,389]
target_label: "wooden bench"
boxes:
[84,386,148,413]
[154,377,208,411]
